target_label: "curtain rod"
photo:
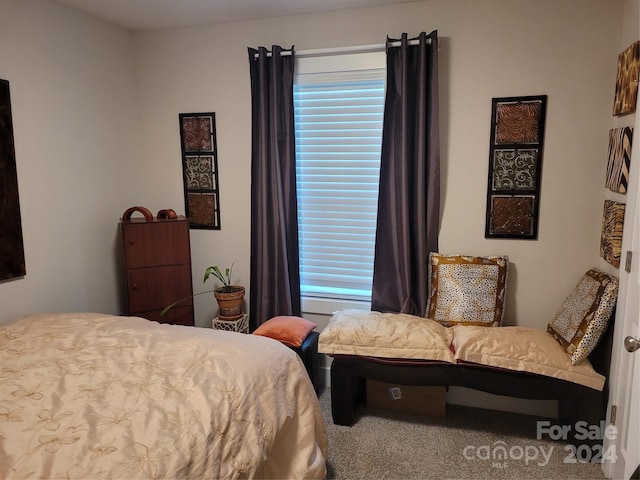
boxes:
[254,39,427,58]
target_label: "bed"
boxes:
[319,265,619,447]
[0,312,327,479]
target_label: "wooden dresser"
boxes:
[120,209,194,326]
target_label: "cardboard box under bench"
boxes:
[366,380,446,417]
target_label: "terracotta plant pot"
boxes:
[214,285,245,321]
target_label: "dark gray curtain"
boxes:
[247,45,301,330]
[371,31,440,316]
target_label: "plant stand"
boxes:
[212,314,249,334]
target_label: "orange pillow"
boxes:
[253,316,317,348]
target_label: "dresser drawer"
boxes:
[122,220,190,268]
[126,264,193,313]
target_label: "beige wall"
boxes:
[0,0,140,323]
[0,0,629,334]
[133,0,624,328]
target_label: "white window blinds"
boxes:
[294,52,385,301]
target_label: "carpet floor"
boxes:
[318,388,608,480]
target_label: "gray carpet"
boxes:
[318,388,607,480]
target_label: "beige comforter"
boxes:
[0,313,328,479]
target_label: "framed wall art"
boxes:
[485,95,547,239]
[600,199,625,268]
[612,41,640,116]
[605,126,633,194]
[179,112,221,229]
[0,79,26,280]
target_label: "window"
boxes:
[294,51,386,302]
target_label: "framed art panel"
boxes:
[612,41,640,116]
[186,192,218,227]
[0,79,26,280]
[491,149,538,191]
[600,200,625,269]
[605,126,633,194]
[485,95,547,239]
[487,195,536,238]
[179,112,221,229]
[494,101,543,144]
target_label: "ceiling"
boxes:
[55,0,414,31]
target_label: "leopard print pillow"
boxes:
[547,268,618,365]
[426,253,509,327]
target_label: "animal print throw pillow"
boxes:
[426,253,509,327]
[547,268,618,365]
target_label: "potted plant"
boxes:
[204,262,245,321]
[161,261,245,319]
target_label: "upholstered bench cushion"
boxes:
[318,309,607,391]
[318,309,455,363]
[451,325,605,390]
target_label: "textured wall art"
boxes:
[600,199,626,268]
[494,102,542,144]
[485,95,547,239]
[492,149,538,190]
[0,79,26,280]
[605,126,633,194]
[488,195,535,236]
[612,41,640,116]
[179,113,221,229]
